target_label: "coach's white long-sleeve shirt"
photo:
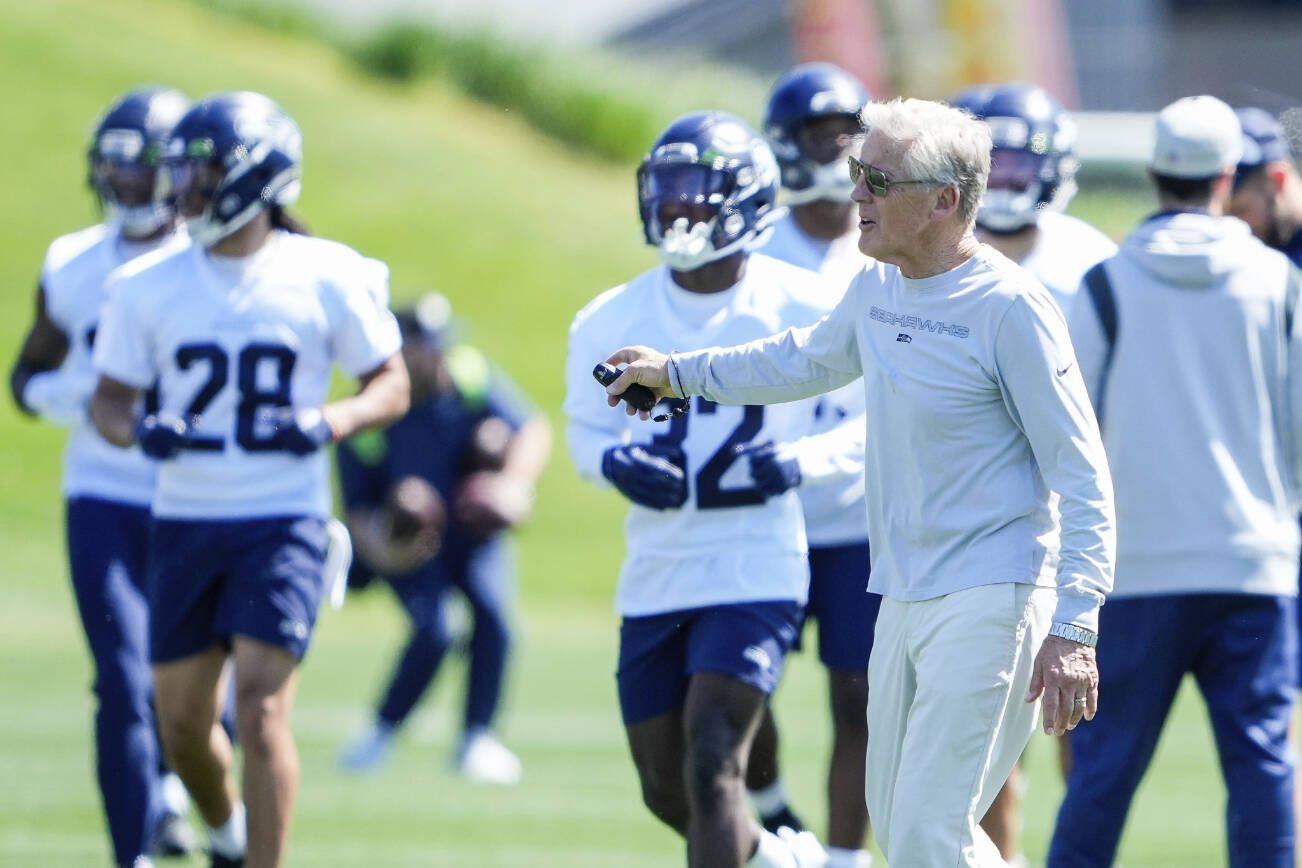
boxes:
[672,246,1116,631]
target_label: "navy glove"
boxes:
[601,444,687,511]
[134,412,191,460]
[745,441,802,497]
[268,407,336,456]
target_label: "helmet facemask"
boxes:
[640,157,769,272]
[90,129,174,239]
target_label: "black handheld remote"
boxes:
[592,363,658,412]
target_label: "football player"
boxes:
[8,85,198,868]
[89,91,409,868]
[335,292,550,785]
[949,81,1117,866]
[952,82,1117,315]
[565,110,871,868]
[754,62,879,868]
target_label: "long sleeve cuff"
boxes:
[1051,584,1104,633]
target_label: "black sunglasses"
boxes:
[847,156,941,196]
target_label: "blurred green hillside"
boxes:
[0,2,1227,867]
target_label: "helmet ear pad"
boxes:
[213,147,300,221]
[190,144,301,245]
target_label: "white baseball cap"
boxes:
[1149,95,1243,179]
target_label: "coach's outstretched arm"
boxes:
[605,282,863,419]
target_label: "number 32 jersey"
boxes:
[564,254,834,616]
[94,231,402,520]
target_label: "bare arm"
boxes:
[10,284,71,415]
[90,375,144,448]
[322,352,410,441]
[499,415,552,489]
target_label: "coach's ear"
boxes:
[931,183,962,223]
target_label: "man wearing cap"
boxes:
[1047,96,1302,868]
[1231,107,1302,267]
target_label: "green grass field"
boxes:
[0,1,1231,865]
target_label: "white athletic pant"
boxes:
[866,583,1053,867]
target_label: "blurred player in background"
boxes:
[8,85,198,868]
[335,291,550,784]
[755,62,878,868]
[949,81,1117,866]
[951,83,1117,313]
[89,91,409,868]
[1050,95,1300,868]
[1231,107,1302,266]
[1230,105,1302,857]
[565,111,865,868]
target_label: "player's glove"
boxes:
[134,412,191,459]
[268,406,337,456]
[601,444,687,511]
[744,441,802,496]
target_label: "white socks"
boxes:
[207,801,247,859]
[748,828,800,868]
[826,846,873,868]
[159,772,190,817]
[748,778,790,817]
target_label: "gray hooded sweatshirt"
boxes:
[1068,211,1302,598]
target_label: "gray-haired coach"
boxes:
[601,97,1116,868]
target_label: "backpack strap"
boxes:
[1082,262,1118,420]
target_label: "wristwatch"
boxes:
[1048,622,1099,648]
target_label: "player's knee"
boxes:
[686,737,744,807]
[640,778,689,831]
[410,615,452,652]
[234,693,289,756]
[156,705,211,756]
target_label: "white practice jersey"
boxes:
[761,213,874,546]
[40,224,188,506]
[1020,211,1118,314]
[672,246,1116,632]
[94,231,402,520]
[565,254,831,616]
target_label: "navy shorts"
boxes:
[799,541,880,671]
[616,600,802,725]
[148,515,328,664]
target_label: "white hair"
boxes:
[858,98,992,226]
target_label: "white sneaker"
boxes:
[455,731,522,785]
[778,826,829,868]
[159,772,190,817]
[337,727,394,774]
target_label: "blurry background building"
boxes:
[294,0,1302,114]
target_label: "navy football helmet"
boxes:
[950,82,1079,232]
[88,86,190,238]
[638,111,782,271]
[763,63,869,205]
[164,91,302,247]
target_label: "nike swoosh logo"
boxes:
[1056,363,1074,377]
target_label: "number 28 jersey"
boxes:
[93,231,402,520]
[564,254,832,616]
